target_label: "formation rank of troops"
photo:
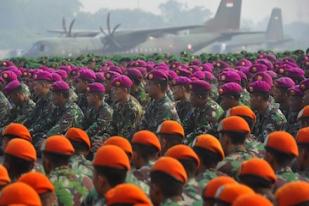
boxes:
[0,50,308,206]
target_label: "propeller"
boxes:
[62,17,76,37]
[99,12,122,50]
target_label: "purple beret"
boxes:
[219,82,243,95]
[188,65,201,73]
[55,70,68,80]
[249,64,268,74]
[95,72,105,82]
[248,80,272,93]
[6,66,22,77]
[34,71,53,82]
[52,81,70,92]
[255,59,273,70]
[154,64,169,71]
[252,72,273,86]
[266,70,277,79]
[190,59,202,66]
[289,85,304,97]
[274,77,295,89]
[87,82,105,93]
[199,63,213,73]
[109,66,123,74]
[52,73,62,82]
[176,67,191,77]
[111,75,133,89]
[190,80,211,93]
[135,67,147,76]
[285,67,305,81]
[300,79,309,91]
[126,68,143,81]
[1,70,17,82]
[147,70,168,81]
[58,65,72,73]
[102,60,114,67]
[3,80,21,94]
[236,59,252,67]
[78,69,96,82]
[172,76,191,86]
[192,71,214,82]
[70,68,80,77]
[105,71,120,80]
[214,60,230,69]
[1,60,14,67]
[218,71,241,84]
[236,70,247,82]
[168,70,178,81]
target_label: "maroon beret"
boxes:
[237,59,252,67]
[190,80,211,93]
[34,71,53,82]
[172,76,191,86]
[248,80,272,93]
[3,80,21,94]
[285,67,305,81]
[95,72,105,82]
[200,63,213,73]
[105,71,121,80]
[87,82,105,93]
[55,70,68,80]
[176,67,191,77]
[147,70,168,81]
[168,70,178,81]
[219,71,241,84]
[78,69,96,82]
[126,68,143,81]
[1,70,17,82]
[249,64,268,74]
[275,77,295,89]
[52,80,70,92]
[255,59,273,70]
[219,82,243,96]
[111,75,133,89]
[289,85,304,97]
[252,72,273,86]
[51,73,62,82]
[300,79,309,91]
[109,66,123,74]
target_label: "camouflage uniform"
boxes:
[245,134,265,157]
[141,95,180,133]
[195,168,225,189]
[69,154,93,179]
[298,168,309,180]
[81,189,105,206]
[175,99,192,124]
[216,146,255,178]
[131,83,150,107]
[48,166,92,206]
[46,101,84,136]
[285,111,301,137]
[274,167,303,190]
[133,160,155,185]
[126,171,149,194]
[77,93,88,114]
[109,95,143,139]
[253,103,287,142]
[240,89,250,106]
[0,91,11,122]
[183,178,202,205]
[161,198,186,206]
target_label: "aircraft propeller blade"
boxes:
[107,12,112,34]
[68,18,76,37]
[62,17,68,36]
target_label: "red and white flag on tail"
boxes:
[226,0,234,7]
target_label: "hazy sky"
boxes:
[80,0,309,24]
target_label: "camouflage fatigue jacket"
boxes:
[141,95,180,132]
[82,101,113,139]
[195,168,225,190]
[176,99,192,124]
[133,160,155,185]
[274,167,302,190]
[0,91,10,122]
[161,198,187,206]
[245,134,265,157]
[183,178,202,205]
[285,111,301,137]
[77,93,88,114]
[49,166,92,206]
[240,89,250,106]
[109,95,143,139]
[47,101,84,136]
[3,99,35,125]
[126,171,149,194]
[81,189,105,206]
[69,154,93,179]
[131,83,150,107]
[253,103,287,142]
[216,146,255,178]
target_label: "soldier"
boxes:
[46,81,84,136]
[65,128,93,179]
[103,71,121,106]
[149,157,188,206]
[238,158,276,201]
[0,78,11,123]
[165,145,201,204]
[0,165,10,191]
[141,70,180,132]
[300,79,309,106]
[249,80,287,142]
[183,80,219,144]
[192,134,225,188]
[232,194,272,206]
[109,75,143,139]
[2,80,35,126]
[1,123,32,151]
[263,131,301,189]
[171,76,192,123]
[275,181,309,206]
[82,145,130,206]
[3,138,36,181]
[41,135,92,206]
[297,105,309,128]
[216,116,254,178]
[19,172,57,206]
[82,82,112,151]
[295,127,309,179]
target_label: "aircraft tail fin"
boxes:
[205,0,242,32]
[266,8,284,41]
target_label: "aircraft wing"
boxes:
[47,30,100,37]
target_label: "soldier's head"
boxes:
[145,70,168,99]
[171,77,191,101]
[157,120,185,155]
[3,80,28,105]
[19,172,57,206]
[104,71,121,93]
[1,123,32,151]
[3,138,36,180]
[190,80,211,107]
[298,105,309,128]
[238,158,276,193]
[192,134,224,171]
[150,157,187,206]
[226,106,256,131]
[111,75,133,102]
[248,81,271,110]
[264,131,299,171]
[32,71,53,96]
[131,130,161,169]
[275,181,309,206]
[218,82,242,111]
[0,165,10,191]
[272,77,295,104]
[65,128,91,156]
[218,116,250,155]
[296,127,309,171]
[51,80,70,106]
[75,69,96,93]
[104,136,133,160]
[92,145,130,197]
[165,145,200,179]
[288,86,304,112]
[41,135,75,175]
[86,82,105,106]
[232,194,273,206]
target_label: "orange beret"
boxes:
[0,182,42,206]
[297,105,309,119]
[151,157,187,183]
[218,116,250,133]
[65,127,91,149]
[105,183,152,206]
[132,130,161,151]
[232,194,272,206]
[165,144,200,168]
[158,120,185,138]
[2,122,32,141]
[42,135,75,156]
[5,138,37,161]
[104,136,132,156]
[296,127,309,144]
[266,131,299,157]
[19,172,54,194]
[239,158,276,182]
[193,134,225,160]
[203,176,237,199]
[0,164,10,185]
[93,145,130,170]
[227,105,256,122]
[275,181,309,206]
[216,183,255,204]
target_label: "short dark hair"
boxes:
[178,158,198,178]
[239,174,274,188]
[193,146,223,167]
[43,152,71,167]
[132,143,159,160]
[265,147,295,167]
[150,171,183,197]
[89,92,104,99]
[94,166,127,187]
[221,93,241,100]
[222,131,247,145]
[4,153,34,179]
[53,90,70,99]
[69,139,89,153]
[153,79,168,92]
[298,143,309,151]
[252,92,270,101]
[159,133,183,145]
